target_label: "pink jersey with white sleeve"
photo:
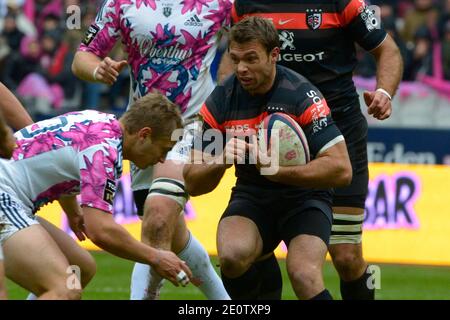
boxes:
[0,111,123,214]
[79,0,232,119]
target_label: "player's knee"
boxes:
[287,264,322,291]
[142,211,172,242]
[331,247,366,279]
[219,252,253,278]
[145,199,173,220]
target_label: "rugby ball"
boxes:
[258,113,310,166]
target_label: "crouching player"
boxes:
[0,92,193,299]
[0,110,17,299]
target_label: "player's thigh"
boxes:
[219,186,280,259]
[153,160,184,181]
[217,197,270,261]
[281,207,331,272]
[0,249,6,300]
[217,215,263,262]
[36,217,96,286]
[3,224,72,295]
[145,160,188,217]
[332,113,368,247]
[141,164,190,248]
[328,206,365,268]
[329,206,365,253]
[333,112,369,209]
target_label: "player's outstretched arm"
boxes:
[72,51,128,86]
[82,207,193,286]
[265,141,352,188]
[183,149,229,196]
[365,35,403,120]
[0,82,33,130]
[58,195,86,242]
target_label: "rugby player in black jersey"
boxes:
[184,17,352,300]
[227,0,404,300]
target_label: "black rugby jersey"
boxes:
[199,65,343,189]
[232,0,387,114]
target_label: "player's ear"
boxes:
[270,47,280,63]
[138,127,152,143]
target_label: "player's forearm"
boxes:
[83,208,159,265]
[269,142,352,188]
[0,82,33,130]
[89,221,158,265]
[72,51,102,83]
[372,35,403,97]
[183,163,227,196]
[58,195,81,217]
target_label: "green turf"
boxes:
[5,251,450,300]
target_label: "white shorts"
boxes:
[0,246,3,260]
[0,192,38,245]
[131,120,201,191]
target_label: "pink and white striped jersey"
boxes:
[0,111,123,214]
[79,0,232,119]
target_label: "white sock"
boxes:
[130,262,150,300]
[130,262,164,300]
[26,293,37,300]
[178,233,230,300]
[147,268,164,300]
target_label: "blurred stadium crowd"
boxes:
[0,0,449,120]
[0,0,128,120]
[356,0,450,82]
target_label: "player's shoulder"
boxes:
[210,74,237,100]
[335,0,363,12]
[277,65,318,93]
[205,81,227,116]
[204,75,239,119]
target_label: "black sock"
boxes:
[256,253,282,300]
[340,266,375,300]
[221,264,261,300]
[310,289,333,300]
[220,254,282,300]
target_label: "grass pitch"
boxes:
[5,251,450,300]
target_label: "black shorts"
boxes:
[333,110,369,209]
[221,184,333,255]
[133,189,148,217]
